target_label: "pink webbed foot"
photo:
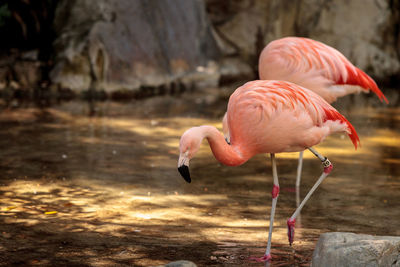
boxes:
[249,254,272,262]
[287,218,296,245]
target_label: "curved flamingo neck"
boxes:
[200,126,249,167]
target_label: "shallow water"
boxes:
[0,87,399,266]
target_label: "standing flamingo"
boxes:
[223,37,387,205]
[259,37,387,104]
[178,80,359,261]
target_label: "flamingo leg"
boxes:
[253,153,280,262]
[295,151,304,189]
[287,147,333,245]
[295,150,304,216]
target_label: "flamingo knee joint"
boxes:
[271,184,279,198]
[322,157,333,174]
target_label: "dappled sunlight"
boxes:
[0,92,400,266]
[0,176,307,265]
[364,129,400,147]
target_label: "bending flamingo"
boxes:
[223,36,387,204]
[178,80,359,261]
[259,37,387,104]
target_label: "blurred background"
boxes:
[0,0,399,102]
[0,0,399,266]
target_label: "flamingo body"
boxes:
[226,80,359,156]
[179,80,359,171]
[258,37,388,104]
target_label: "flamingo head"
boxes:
[177,127,203,183]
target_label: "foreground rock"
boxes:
[312,232,400,267]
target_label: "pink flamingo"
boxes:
[223,37,387,204]
[178,80,360,262]
[259,37,387,104]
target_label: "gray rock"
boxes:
[50,0,220,92]
[156,260,197,267]
[311,232,400,267]
[48,0,400,94]
[294,0,400,81]
[206,0,400,81]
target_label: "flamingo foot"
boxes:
[287,218,296,245]
[249,254,272,262]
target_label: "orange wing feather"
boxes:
[299,38,388,103]
[322,107,360,149]
[336,65,388,103]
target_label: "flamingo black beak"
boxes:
[178,151,191,183]
[178,164,191,183]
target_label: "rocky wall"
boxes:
[50,0,221,92]
[207,0,400,81]
[4,0,399,95]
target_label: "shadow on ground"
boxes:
[0,88,399,266]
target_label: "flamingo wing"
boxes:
[260,37,388,103]
[228,80,360,150]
